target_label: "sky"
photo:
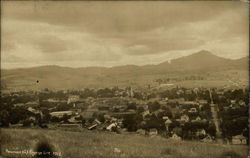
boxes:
[1,1,249,69]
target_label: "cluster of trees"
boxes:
[220,106,248,139]
[39,91,67,101]
[155,75,205,84]
[0,103,41,127]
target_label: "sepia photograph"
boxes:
[0,1,249,158]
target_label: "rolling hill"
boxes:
[1,128,248,158]
[1,50,248,90]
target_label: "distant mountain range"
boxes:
[1,50,248,90]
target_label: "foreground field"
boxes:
[0,128,248,158]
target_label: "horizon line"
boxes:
[2,51,248,70]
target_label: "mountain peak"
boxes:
[191,50,214,57]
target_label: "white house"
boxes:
[232,135,247,145]
[180,115,189,122]
[188,108,197,113]
[170,133,181,141]
[50,111,73,118]
[67,95,80,104]
[149,128,158,136]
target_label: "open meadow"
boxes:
[0,128,248,158]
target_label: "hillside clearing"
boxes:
[0,128,248,158]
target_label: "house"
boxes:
[27,107,41,114]
[230,100,236,104]
[142,110,151,119]
[136,129,146,135]
[164,117,172,125]
[28,116,36,121]
[14,103,25,107]
[162,116,170,120]
[149,128,158,136]
[47,98,66,103]
[180,101,198,106]
[232,135,247,145]
[170,133,181,141]
[238,100,246,106]
[67,95,80,104]
[188,108,197,113]
[180,115,189,122]
[106,123,118,131]
[196,129,206,137]
[216,91,224,95]
[68,116,82,124]
[94,119,102,125]
[198,104,204,110]
[201,135,213,143]
[88,124,98,130]
[72,109,82,115]
[197,100,208,105]
[50,111,73,118]
[191,116,202,122]
[195,116,201,121]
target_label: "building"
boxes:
[142,110,150,119]
[149,128,158,136]
[67,95,80,104]
[196,129,206,137]
[197,100,208,105]
[232,135,247,145]
[191,116,202,122]
[27,107,41,114]
[170,133,181,141]
[47,98,66,103]
[180,101,199,106]
[106,123,118,131]
[238,100,246,106]
[50,111,73,118]
[136,129,146,135]
[180,115,189,123]
[230,100,236,104]
[68,116,82,124]
[14,103,25,107]
[201,135,213,143]
[188,108,197,113]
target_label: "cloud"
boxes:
[2,1,240,34]
[32,35,68,53]
[1,1,248,69]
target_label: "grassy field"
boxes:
[0,128,248,158]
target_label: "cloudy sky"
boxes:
[1,1,249,69]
